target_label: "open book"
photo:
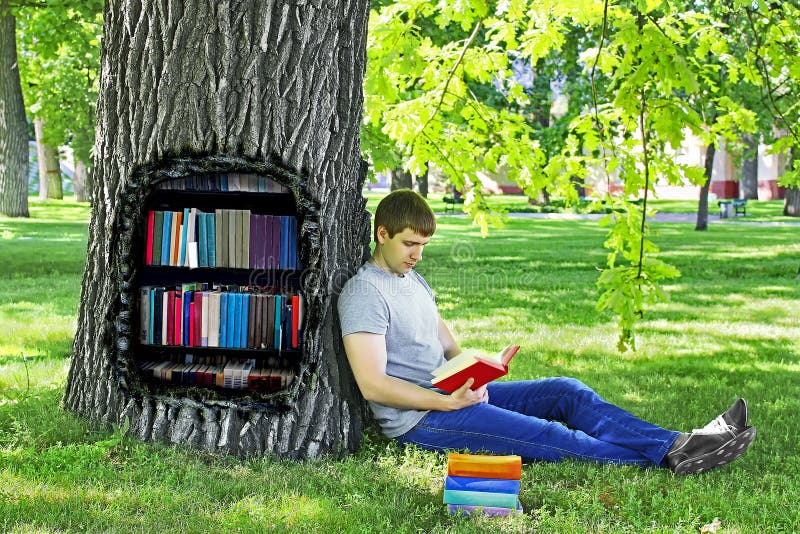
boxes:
[431,344,520,393]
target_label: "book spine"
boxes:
[145,211,155,265]
[444,476,521,494]
[442,490,519,509]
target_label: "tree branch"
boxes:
[410,20,483,148]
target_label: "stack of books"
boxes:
[444,453,523,517]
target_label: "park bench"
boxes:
[718,198,747,218]
[443,186,465,213]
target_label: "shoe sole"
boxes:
[673,427,756,475]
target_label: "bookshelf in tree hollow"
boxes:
[134,173,305,397]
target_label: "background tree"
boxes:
[0,0,29,217]
[64,0,373,458]
[17,1,102,203]
[740,0,800,217]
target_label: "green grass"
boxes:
[2,196,800,532]
[366,190,797,222]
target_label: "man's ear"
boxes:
[376,225,388,244]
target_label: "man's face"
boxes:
[376,226,432,276]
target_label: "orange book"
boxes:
[447,453,522,480]
[431,344,519,393]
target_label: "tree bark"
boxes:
[415,168,429,198]
[696,143,715,231]
[34,117,63,200]
[785,148,799,218]
[0,3,29,217]
[785,186,800,217]
[740,133,759,200]
[73,159,91,203]
[390,169,413,191]
[64,0,372,459]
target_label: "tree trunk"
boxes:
[696,143,715,231]
[785,148,799,218]
[64,0,372,459]
[785,188,800,217]
[73,159,91,203]
[390,169,413,190]
[0,4,29,217]
[34,117,63,200]
[740,133,759,200]
[415,168,429,198]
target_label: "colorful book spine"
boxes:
[145,210,155,265]
[447,502,523,517]
[444,476,520,495]
[447,453,522,480]
[443,490,518,509]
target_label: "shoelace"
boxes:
[693,415,736,435]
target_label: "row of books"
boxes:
[139,358,295,392]
[139,285,303,351]
[155,173,290,193]
[444,453,523,517]
[144,209,300,270]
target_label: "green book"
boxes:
[442,489,519,509]
[151,211,164,266]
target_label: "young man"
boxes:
[337,189,756,475]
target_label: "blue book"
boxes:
[178,208,189,266]
[219,292,228,348]
[443,489,519,509]
[273,295,282,349]
[225,293,236,349]
[232,293,243,349]
[221,174,228,191]
[148,288,155,344]
[207,213,217,267]
[240,294,249,349]
[198,213,208,267]
[153,288,163,345]
[182,290,193,346]
[445,476,520,495]
[279,217,289,269]
[160,211,172,265]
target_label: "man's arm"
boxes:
[342,332,485,411]
[437,315,462,360]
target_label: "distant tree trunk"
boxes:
[34,117,62,200]
[696,143,715,231]
[64,0,372,459]
[390,168,413,191]
[415,168,429,198]
[73,160,91,203]
[528,188,550,206]
[741,133,759,200]
[785,148,799,218]
[785,188,800,217]
[0,3,29,218]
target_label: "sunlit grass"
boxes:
[1,195,800,531]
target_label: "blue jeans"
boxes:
[396,378,680,467]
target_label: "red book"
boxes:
[291,295,300,348]
[189,301,196,347]
[166,291,175,345]
[145,210,155,265]
[431,344,520,393]
[193,293,203,347]
[174,293,182,346]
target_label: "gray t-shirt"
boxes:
[338,262,447,438]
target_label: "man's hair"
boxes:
[374,189,436,241]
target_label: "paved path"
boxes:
[441,211,800,226]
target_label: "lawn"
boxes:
[1,197,799,532]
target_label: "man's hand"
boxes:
[446,378,489,410]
